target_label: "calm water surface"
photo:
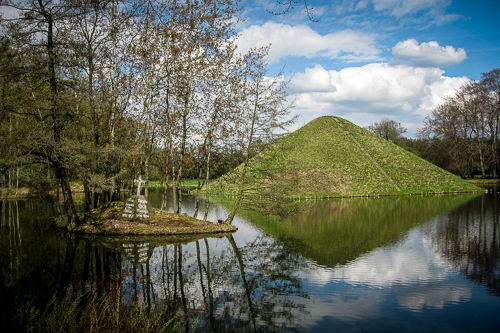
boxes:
[1,187,499,332]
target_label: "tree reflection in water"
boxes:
[141,234,310,332]
[81,231,310,332]
[2,189,500,331]
[429,192,500,297]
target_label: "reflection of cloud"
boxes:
[310,229,452,287]
[306,224,473,313]
[301,288,384,325]
[396,283,472,311]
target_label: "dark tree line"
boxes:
[417,69,500,178]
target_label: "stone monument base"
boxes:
[121,195,155,221]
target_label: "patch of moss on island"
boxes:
[55,201,237,235]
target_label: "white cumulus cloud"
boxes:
[235,22,381,63]
[392,38,467,67]
[288,62,469,136]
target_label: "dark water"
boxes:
[1,187,500,332]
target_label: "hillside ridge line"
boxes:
[331,116,401,191]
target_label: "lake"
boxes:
[1,187,500,332]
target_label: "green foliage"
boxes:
[14,291,86,333]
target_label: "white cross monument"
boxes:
[134,175,146,196]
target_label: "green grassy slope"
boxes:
[210,116,481,197]
[336,117,480,193]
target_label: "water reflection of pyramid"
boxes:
[247,194,479,268]
[122,243,151,265]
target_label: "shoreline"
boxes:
[205,188,488,201]
[55,202,237,236]
[2,178,496,200]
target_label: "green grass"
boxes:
[338,117,480,193]
[148,180,200,187]
[466,178,500,184]
[210,116,483,197]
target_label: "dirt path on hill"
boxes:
[332,116,401,191]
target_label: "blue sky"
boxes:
[235,0,500,137]
[2,1,498,137]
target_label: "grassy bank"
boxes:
[210,116,482,198]
[466,178,500,185]
[0,187,30,199]
[147,180,200,188]
[55,201,236,235]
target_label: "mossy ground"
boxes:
[56,201,237,235]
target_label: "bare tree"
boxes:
[419,79,497,178]
[224,53,297,224]
[366,118,407,143]
[269,0,320,21]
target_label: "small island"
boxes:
[55,200,236,236]
[54,175,237,236]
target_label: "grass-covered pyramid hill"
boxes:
[210,116,482,197]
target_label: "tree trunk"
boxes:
[172,166,178,214]
[145,154,150,198]
[479,142,486,178]
[44,8,79,227]
[56,165,80,227]
[15,167,18,196]
[224,161,247,224]
[225,85,259,224]
[83,175,92,213]
[203,148,212,222]
[174,107,188,214]
[193,165,203,218]
[194,135,210,218]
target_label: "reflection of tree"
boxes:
[3,192,416,333]
[0,199,124,328]
[201,234,309,332]
[429,193,500,297]
[227,234,257,331]
[2,196,309,331]
[120,233,311,332]
[243,235,310,331]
